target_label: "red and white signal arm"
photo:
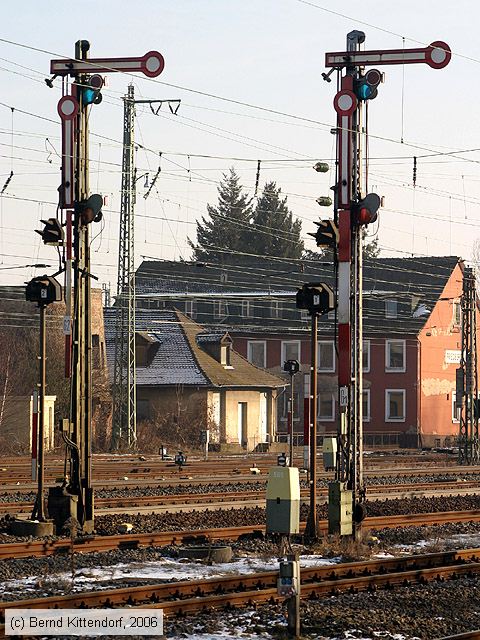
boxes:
[326,41,451,70]
[426,41,451,69]
[58,95,79,209]
[51,51,165,78]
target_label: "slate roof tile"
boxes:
[104,308,285,389]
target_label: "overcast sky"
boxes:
[0,0,479,290]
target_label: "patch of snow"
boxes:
[392,531,480,554]
[1,553,341,598]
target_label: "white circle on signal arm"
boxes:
[146,55,161,72]
[337,93,353,111]
[61,99,76,116]
[431,47,447,63]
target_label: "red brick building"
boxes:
[134,256,474,448]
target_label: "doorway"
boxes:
[237,402,247,448]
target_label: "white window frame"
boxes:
[213,300,227,319]
[452,392,460,423]
[318,392,335,421]
[241,300,252,318]
[185,299,197,319]
[281,340,301,364]
[385,339,406,373]
[453,301,461,327]
[385,389,406,422]
[247,340,267,368]
[385,299,398,319]
[317,340,335,372]
[362,388,371,422]
[327,310,335,320]
[362,339,370,373]
[271,300,282,319]
[300,309,309,321]
[281,389,301,422]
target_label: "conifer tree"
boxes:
[189,168,253,263]
[249,181,303,259]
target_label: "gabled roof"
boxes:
[196,331,232,345]
[104,308,208,386]
[135,256,461,335]
[178,311,285,388]
[104,308,285,389]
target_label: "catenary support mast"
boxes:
[458,266,479,464]
[112,84,137,450]
[111,90,180,450]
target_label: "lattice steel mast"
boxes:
[112,84,136,449]
[458,266,479,464]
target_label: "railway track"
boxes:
[2,510,480,560]
[440,633,480,639]
[3,473,479,495]
[1,547,480,623]
[1,454,477,487]
[3,481,480,516]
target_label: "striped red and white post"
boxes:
[333,77,357,398]
[57,95,78,210]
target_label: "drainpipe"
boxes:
[417,338,422,449]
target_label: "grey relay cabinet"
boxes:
[266,466,300,535]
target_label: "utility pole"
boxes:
[316,34,451,540]
[112,89,180,450]
[46,43,165,533]
[458,266,479,464]
[33,303,47,521]
[25,276,62,526]
[283,359,300,466]
[296,283,335,541]
[307,311,318,539]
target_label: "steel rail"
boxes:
[4,481,480,516]
[3,511,480,560]
[1,548,480,619]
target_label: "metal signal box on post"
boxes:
[266,466,300,535]
[278,556,300,597]
[296,282,335,316]
[26,276,62,307]
[328,481,353,536]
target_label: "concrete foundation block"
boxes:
[178,545,233,563]
[10,519,55,537]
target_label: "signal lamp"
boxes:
[82,74,104,105]
[308,219,338,248]
[353,193,381,225]
[76,193,103,225]
[35,218,64,245]
[316,196,333,207]
[354,68,382,101]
